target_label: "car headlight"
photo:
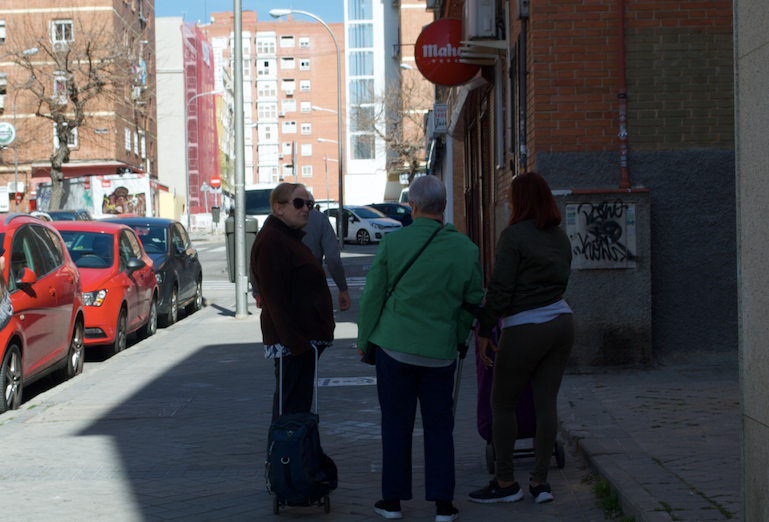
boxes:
[83,289,108,307]
[155,273,163,284]
[372,223,383,229]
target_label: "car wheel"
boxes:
[163,287,178,327]
[0,345,23,413]
[185,277,202,315]
[108,308,127,357]
[54,321,84,383]
[138,297,157,340]
[356,229,371,245]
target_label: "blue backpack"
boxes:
[266,412,338,507]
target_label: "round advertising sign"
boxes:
[0,122,17,147]
[210,176,222,189]
[415,19,481,87]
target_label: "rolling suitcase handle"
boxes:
[279,344,319,417]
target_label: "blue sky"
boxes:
[154,0,345,25]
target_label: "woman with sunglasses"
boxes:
[250,183,335,421]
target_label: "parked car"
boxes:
[52,222,158,357]
[29,211,53,222]
[1,214,85,413]
[107,217,202,326]
[47,209,94,221]
[324,206,402,245]
[368,203,413,226]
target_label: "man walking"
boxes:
[303,209,350,311]
[357,175,484,522]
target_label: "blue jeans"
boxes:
[376,346,456,501]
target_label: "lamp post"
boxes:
[183,89,223,232]
[271,9,344,249]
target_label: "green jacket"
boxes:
[357,217,484,360]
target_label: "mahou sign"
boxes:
[415,19,481,87]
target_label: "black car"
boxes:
[48,209,94,221]
[368,203,413,226]
[107,217,202,326]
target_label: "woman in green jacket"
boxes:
[469,172,574,505]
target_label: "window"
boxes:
[282,99,296,112]
[134,131,139,155]
[281,79,296,91]
[350,52,374,76]
[350,79,374,104]
[282,142,292,154]
[352,135,375,159]
[126,230,143,258]
[348,24,373,48]
[300,101,311,113]
[259,123,277,142]
[348,0,373,20]
[301,144,312,156]
[299,37,310,48]
[259,166,280,183]
[29,225,62,275]
[257,81,277,98]
[258,102,277,120]
[53,71,68,104]
[256,59,275,77]
[125,128,131,151]
[256,37,276,54]
[351,106,375,132]
[0,20,6,45]
[282,121,297,134]
[51,20,74,43]
[282,165,294,178]
[280,35,295,48]
[281,57,295,69]
[300,59,310,71]
[243,58,251,78]
[258,145,279,163]
[302,166,313,178]
[300,80,311,92]
[301,123,311,135]
[54,125,78,149]
[10,228,38,287]
[140,133,146,159]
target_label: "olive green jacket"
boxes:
[357,218,484,360]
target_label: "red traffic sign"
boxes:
[415,19,481,87]
[15,193,22,205]
[209,176,222,189]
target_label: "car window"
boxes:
[171,226,185,251]
[59,231,115,269]
[118,232,133,271]
[176,223,191,249]
[133,226,168,254]
[45,229,66,264]
[78,212,89,220]
[396,207,406,215]
[352,207,386,219]
[29,225,62,275]
[10,227,38,288]
[126,230,143,258]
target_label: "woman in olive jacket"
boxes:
[469,172,574,506]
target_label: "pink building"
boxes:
[182,23,220,214]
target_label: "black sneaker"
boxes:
[468,478,524,503]
[435,500,459,522]
[529,483,554,504]
[374,499,403,519]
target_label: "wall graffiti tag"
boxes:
[565,200,637,269]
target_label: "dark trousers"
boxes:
[272,345,325,422]
[376,347,456,501]
[491,314,574,484]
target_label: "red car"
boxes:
[1,214,85,413]
[52,222,158,357]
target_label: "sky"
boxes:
[154,0,345,25]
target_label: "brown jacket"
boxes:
[251,215,335,355]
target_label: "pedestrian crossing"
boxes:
[202,277,367,291]
[195,246,226,253]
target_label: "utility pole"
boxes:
[233,0,248,318]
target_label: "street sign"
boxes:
[15,193,22,205]
[0,122,17,147]
[210,176,222,189]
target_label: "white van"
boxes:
[244,183,279,230]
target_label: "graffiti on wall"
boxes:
[566,200,637,269]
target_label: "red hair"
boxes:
[507,172,561,229]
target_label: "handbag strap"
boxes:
[384,223,445,304]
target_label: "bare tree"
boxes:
[4,10,147,209]
[351,72,433,182]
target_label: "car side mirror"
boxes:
[127,258,146,271]
[17,267,37,286]
[176,247,186,257]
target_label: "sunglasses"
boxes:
[280,197,315,210]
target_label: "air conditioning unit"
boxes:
[53,41,69,53]
[286,90,294,97]
[131,86,143,100]
[278,111,286,117]
[464,0,496,40]
[7,182,25,194]
[278,154,284,159]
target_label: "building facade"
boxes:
[204,11,345,203]
[0,0,159,216]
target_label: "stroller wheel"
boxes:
[555,440,565,469]
[485,442,496,474]
[273,497,280,515]
[324,494,331,513]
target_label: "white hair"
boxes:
[409,176,446,214]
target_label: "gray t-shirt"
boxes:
[302,210,348,292]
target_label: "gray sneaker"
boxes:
[468,479,524,503]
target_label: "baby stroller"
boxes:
[475,324,565,474]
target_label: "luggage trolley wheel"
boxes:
[485,442,496,475]
[324,494,331,513]
[554,440,565,469]
[273,497,280,515]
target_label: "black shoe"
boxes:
[435,500,459,522]
[374,499,403,519]
[529,483,554,504]
[468,478,524,503]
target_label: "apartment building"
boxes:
[0,0,158,215]
[204,11,345,203]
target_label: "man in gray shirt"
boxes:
[302,209,350,310]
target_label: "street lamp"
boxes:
[271,8,345,249]
[312,105,338,114]
[400,63,414,70]
[184,89,223,231]
[317,138,338,206]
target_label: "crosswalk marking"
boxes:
[209,246,226,253]
[194,247,209,252]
